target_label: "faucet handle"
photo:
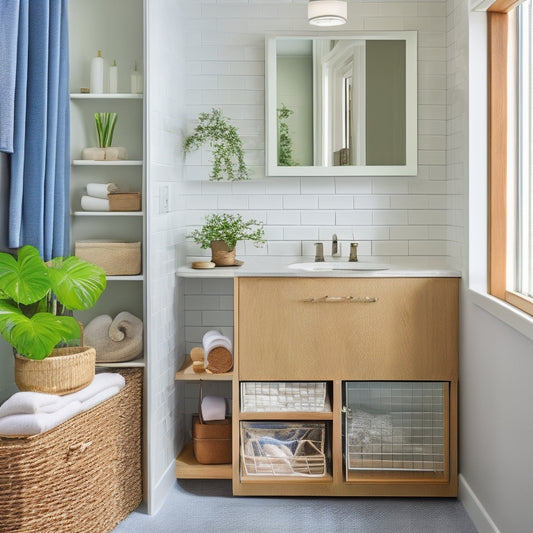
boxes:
[314,242,325,262]
[349,242,358,262]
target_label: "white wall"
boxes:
[180,0,450,263]
[145,0,187,514]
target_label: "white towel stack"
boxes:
[81,182,119,211]
[202,330,234,373]
[0,373,125,436]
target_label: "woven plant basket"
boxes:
[14,346,96,395]
[0,368,143,533]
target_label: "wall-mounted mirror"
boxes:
[266,32,417,176]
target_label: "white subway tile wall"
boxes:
[181,0,452,267]
[174,0,467,454]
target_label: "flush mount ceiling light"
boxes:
[308,0,347,27]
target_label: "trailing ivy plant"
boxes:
[277,103,298,166]
[188,213,265,251]
[184,108,249,181]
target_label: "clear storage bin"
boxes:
[241,421,327,477]
[344,381,445,473]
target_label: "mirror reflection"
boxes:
[266,33,417,176]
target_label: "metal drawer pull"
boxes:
[303,296,377,303]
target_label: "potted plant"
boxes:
[0,245,107,394]
[184,108,250,181]
[188,213,265,266]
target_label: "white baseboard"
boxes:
[459,474,501,533]
[147,459,176,515]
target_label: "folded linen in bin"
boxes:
[200,395,226,421]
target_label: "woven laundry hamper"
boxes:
[0,368,143,533]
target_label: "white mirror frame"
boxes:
[265,31,418,177]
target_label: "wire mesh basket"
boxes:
[241,421,327,476]
[240,382,327,412]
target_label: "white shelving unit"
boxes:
[68,0,145,369]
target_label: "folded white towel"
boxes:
[201,395,226,421]
[66,373,125,404]
[0,401,83,436]
[0,391,66,418]
[0,373,125,436]
[86,182,119,199]
[80,385,122,412]
[202,330,232,366]
[81,195,109,211]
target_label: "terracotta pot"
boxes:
[210,240,236,266]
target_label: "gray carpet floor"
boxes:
[113,480,478,533]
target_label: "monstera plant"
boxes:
[0,245,107,360]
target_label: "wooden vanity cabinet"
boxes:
[233,277,458,497]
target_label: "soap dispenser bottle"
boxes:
[130,61,143,94]
[108,59,118,93]
[90,50,104,94]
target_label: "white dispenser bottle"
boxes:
[130,62,143,94]
[108,59,118,93]
[90,50,104,94]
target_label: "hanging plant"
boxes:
[277,103,298,166]
[184,108,250,181]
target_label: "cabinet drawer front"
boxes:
[236,277,458,381]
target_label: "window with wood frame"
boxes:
[489,0,533,316]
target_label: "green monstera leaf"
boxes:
[0,301,81,360]
[47,256,107,310]
[0,245,50,306]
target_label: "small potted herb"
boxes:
[184,108,250,181]
[188,213,265,266]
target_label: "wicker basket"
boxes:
[14,346,96,395]
[75,240,141,276]
[241,422,327,477]
[0,368,143,533]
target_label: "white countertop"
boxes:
[176,256,462,278]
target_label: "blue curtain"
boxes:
[9,0,70,260]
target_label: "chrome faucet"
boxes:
[314,242,325,262]
[349,242,359,262]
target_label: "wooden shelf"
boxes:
[240,472,333,484]
[239,411,333,421]
[72,160,143,166]
[175,355,233,381]
[175,442,232,479]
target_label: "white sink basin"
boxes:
[288,261,390,272]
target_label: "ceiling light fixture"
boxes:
[308,0,347,27]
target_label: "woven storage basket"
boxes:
[0,368,143,533]
[75,240,141,275]
[14,346,96,395]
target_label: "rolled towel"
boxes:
[0,391,66,417]
[201,395,226,422]
[81,195,109,211]
[86,182,119,199]
[0,400,83,436]
[202,330,233,374]
[84,312,143,362]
